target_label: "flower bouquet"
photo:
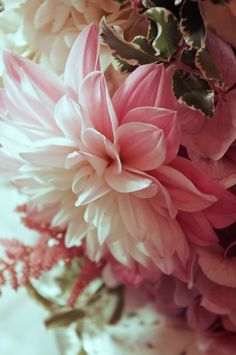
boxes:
[0,1,236,354]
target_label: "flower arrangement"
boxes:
[0,0,236,354]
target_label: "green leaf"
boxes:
[133,35,156,56]
[195,48,221,81]
[44,308,85,329]
[181,48,197,69]
[100,17,157,71]
[173,70,215,117]
[180,0,206,48]
[146,7,182,61]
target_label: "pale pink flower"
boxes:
[3,0,118,74]
[1,25,236,277]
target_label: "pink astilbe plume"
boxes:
[0,24,236,281]
[0,212,82,290]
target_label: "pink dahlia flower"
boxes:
[1,25,236,277]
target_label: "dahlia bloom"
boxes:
[1,25,236,278]
[0,0,118,74]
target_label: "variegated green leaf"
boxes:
[195,48,221,81]
[180,0,206,48]
[100,17,157,71]
[173,70,215,117]
[133,35,156,56]
[146,7,182,61]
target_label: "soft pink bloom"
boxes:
[1,25,236,278]
[179,31,236,160]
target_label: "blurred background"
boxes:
[0,179,59,355]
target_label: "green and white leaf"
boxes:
[173,70,215,117]
[195,48,221,81]
[146,7,182,61]
[100,17,157,71]
[180,0,206,48]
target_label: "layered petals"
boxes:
[113,63,173,120]
[0,25,236,283]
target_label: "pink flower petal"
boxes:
[20,138,74,168]
[79,72,118,141]
[156,164,217,212]
[181,93,236,160]
[198,246,236,288]
[197,271,236,313]
[121,107,179,163]
[64,24,100,97]
[81,128,121,174]
[116,122,166,171]
[178,211,218,246]
[206,31,236,88]
[3,73,59,132]
[78,152,108,177]
[169,157,236,227]
[105,168,152,193]
[75,176,111,206]
[186,153,236,189]
[54,95,82,144]
[187,300,217,331]
[113,63,173,120]
[3,50,64,102]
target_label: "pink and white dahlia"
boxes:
[1,25,236,277]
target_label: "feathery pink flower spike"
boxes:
[1,24,236,280]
